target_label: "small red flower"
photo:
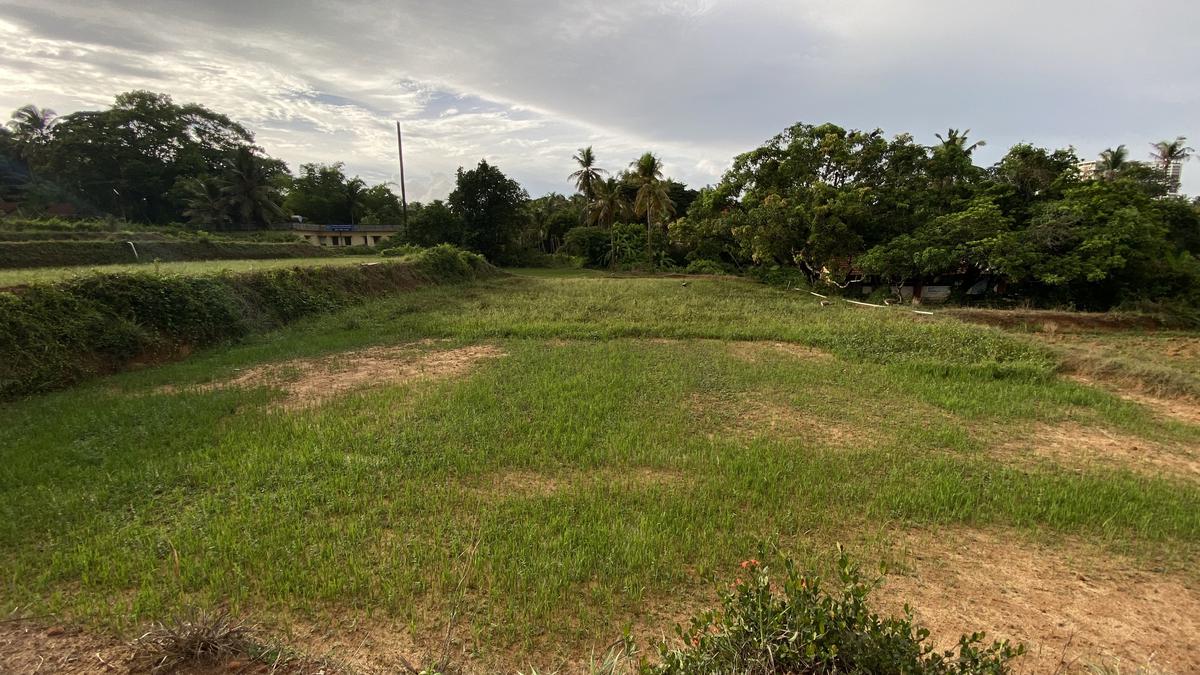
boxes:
[739,558,760,569]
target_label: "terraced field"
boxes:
[2,270,1198,673]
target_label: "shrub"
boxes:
[684,259,727,275]
[408,243,492,281]
[651,548,1023,675]
[563,225,612,267]
[381,243,425,258]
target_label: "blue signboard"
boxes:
[325,224,354,232]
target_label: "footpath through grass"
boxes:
[0,255,378,287]
[1,272,1198,666]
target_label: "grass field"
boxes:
[2,271,1199,672]
[0,255,379,286]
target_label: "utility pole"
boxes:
[396,121,408,234]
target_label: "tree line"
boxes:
[4,91,1198,309]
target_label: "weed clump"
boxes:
[131,610,262,671]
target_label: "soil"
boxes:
[945,308,1163,333]
[176,342,506,409]
[879,527,1200,674]
[997,422,1200,481]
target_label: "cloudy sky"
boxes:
[2,0,1198,200]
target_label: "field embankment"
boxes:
[0,240,359,269]
[0,245,496,398]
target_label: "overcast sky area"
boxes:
[2,0,1198,201]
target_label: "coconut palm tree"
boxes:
[1151,137,1193,170]
[568,146,606,202]
[1097,145,1129,179]
[589,177,628,228]
[934,128,986,155]
[1151,137,1193,192]
[221,147,283,228]
[6,104,57,145]
[180,176,231,227]
[629,152,673,234]
[588,177,629,267]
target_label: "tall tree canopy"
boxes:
[448,159,529,263]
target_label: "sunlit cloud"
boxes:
[1,0,1197,197]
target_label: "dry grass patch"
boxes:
[726,340,834,363]
[1067,373,1200,427]
[879,526,1200,674]
[466,466,690,501]
[690,390,877,448]
[996,422,1200,481]
[180,342,506,409]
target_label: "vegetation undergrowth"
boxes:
[0,244,496,397]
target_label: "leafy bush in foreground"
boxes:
[651,548,1023,675]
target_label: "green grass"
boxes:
[2,274,1198,665]
[0,255,379,286]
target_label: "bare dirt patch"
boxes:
[996,422,1200,481]
[879,527,1200,674]
[0,620,331,674]
[1117,389,1200,426]
[689,391,872,447]
[726,340,834,363]
[180,343,505,409]
[1067,373,1200,427]
[945,308,1163,333]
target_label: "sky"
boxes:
[2,0,1198,201]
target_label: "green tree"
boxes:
[405,199,464,247]
[36,91,257,222]
[284,163,354,223]
[860,197,1010,283]
[448,159,529,262]
[358,184,404,224]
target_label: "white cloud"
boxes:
[1,0,1197,197]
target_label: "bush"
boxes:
[380,243,425,258]
[684,259,728,275]
[407,243,492,281]
[0,250,499,398]
[563,225,612,267]
[652,549,1023,675]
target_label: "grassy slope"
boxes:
[1,273,1198,659]
[0,256,379,287]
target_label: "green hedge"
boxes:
[0,241,346,269]
[0,246,499,398]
